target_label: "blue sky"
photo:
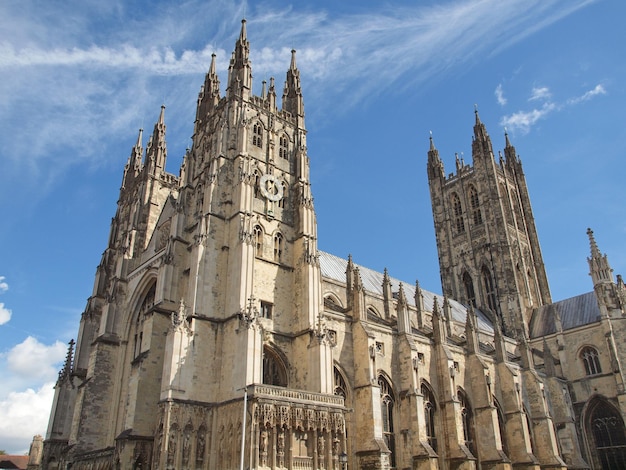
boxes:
[0,0,624,454]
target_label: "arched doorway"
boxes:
[585,398,626,469]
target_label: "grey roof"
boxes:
[319,251,494,334]
[529,291,601,338]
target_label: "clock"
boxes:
[259,174,283,202]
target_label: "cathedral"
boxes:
[41,21,626,470]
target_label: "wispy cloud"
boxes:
[529,86,551,101]
[0,276,7,293]
[500,102,558,134]
[568,84,607,104]
[495,84,507,106]
[0,0,595,201]
[501,83,606,133]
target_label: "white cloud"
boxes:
[529,86,551,101]
[0,383,55,454]
[568,83,607,104]
[495,84,507,106]
[0,276,8,292]
[500,102,557,134]
[6,336,67,384]
[0,303,11,325]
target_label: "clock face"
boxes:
[259,174,284,202]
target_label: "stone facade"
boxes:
[41,21,626,470]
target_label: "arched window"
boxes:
[458,389,476,457]
[253,171,261,199]
[421,383,438,452]
[463,272,476,307]
[273,232,283,262]
[482,266,498,313]
[581,346,602,375]
[134,282,156,359]
[494,397,509,458]
[334,367,348,399]
[452,193,465,234]
[586,398,626,469]
[469,185,482,225]
[253,123,263,148]
[262,346,287,387]
[279,134,289,159]
[379,376,396,468]
[278,182,287,209]
[254,225,263,257]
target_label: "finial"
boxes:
[261,80,267,99]
[587,227,600,257]
[158,105,165,124]
[504,127,512,147]
[429,131,435,150]
[209,53,217,74]
[290,49,297,69]
[135,128,143,148]
[240,18,247,40]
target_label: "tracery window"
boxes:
[587,398,626,469]
[279,134,289,159]
[463,272,476,307]
[452,193,465,234]
[254,225,263,257]
[421,383,438,452]
[581,346,602,375]
[273,232,283,262]
[334,367,348,399]
[253,123,263,148]
[133,282,156,359]
[482,266,498,313]
[458,389,476,457]
[379,376,396,468]
[262,346,287,387]
[469,185,482,225]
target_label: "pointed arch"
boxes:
[580,345,602,376]
[584,396,626,469]
[378,374,396,467]
[279,132,289,159]
[468,184,482,225]
[262,345,288,387]
[481,265,498,313]
[252,122,263,148]
[333,365,349,401]
[452,192,465,234]
[253,225,264,257]
[458,388,476,457]
[421,381,438,453]
[273,232,283,262]
[128,277,157,359]
[462,271,476,307]
[493,396,509,458]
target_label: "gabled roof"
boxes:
[319,251,494,334]
[529,291,601,338]
[0,455,28,470]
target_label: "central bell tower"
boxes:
[427,111,551,336]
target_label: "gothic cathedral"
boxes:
[41,21,626,470]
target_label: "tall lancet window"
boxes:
[452,193,465,234]
[421,382,438,452]
[581,346,602,375]
[279,134,289,159]
[482,266,498,313]
[262,346,287,387]
[463,272,476,307]
[469,185,482,225]
[253,225,263,257]
[458,389,476,457]
[379,376,396,468]
[273,232,283,262]
[253,123,263,148]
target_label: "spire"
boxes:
[382,268,393,319]
[56,339,75,386]
[198,53,221,119]
[282,49,305,118]
[587,228,613,286]
[503,128,518,163]
[397,283,411,334]
[227,19,252,98]
[145,106,167,175]
[432,296,447,344]
[472,106,494,159]
[268,76,277,110]
[427,131,444,180]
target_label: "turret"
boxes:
[587,227,614,286]
[427,133,444,181]
[471,108,494,159]
[197,53,221,120]
[282,49,304,119]
[227,19,252,99]
[144,105,167,176]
